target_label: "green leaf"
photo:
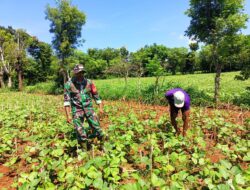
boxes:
[187,175,196,183]
[51,148,64,157]
[121,182,141,190]
[170,181,183,189]
[164,164,175,172]
[93,178,104,189]
[217,184,230,190]
[199,158,205,165]
[111,168,119,177]
[4,157,18,166]
[219,166,230,179]
[204,178,215,189]
[28,172,38,181]
[45,182,56,190]
[191,157,198,164]
[170,152,178,162]
[243,152,250,161]
[75,181,85,188]
[30,179,40,187]
[220,160,232,169]
[87,171,98,179]
[84,177,93,186]
[152,173,165,187]
[235,174,245,185]
[178,171,189,181]
[230,166,241,175]
[65,172,75,184]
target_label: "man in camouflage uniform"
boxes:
[64,64,104,142]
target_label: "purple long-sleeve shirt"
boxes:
[165,88,191,111]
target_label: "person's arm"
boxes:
[182,110,190,136]
[64,106,72,123]
[165,89,174,100]
[182,94,191,136]
[170,105,180,135]
[64,83,72,123]
[98,102,104,115]
[90,81,104,115]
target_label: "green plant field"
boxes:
[24,72,250,107]
[0,92,249,189]
[94,72,250,106]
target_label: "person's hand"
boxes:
[99,108,104,116]
[182,129,187,137]
[67,118,72,124]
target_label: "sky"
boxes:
[0,0,250,52]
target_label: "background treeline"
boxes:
[0,25,249,90]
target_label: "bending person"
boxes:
[165,88,190,136]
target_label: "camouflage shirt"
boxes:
[64,77,102,115]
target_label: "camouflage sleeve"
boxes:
[90,80,102,104]
[64,82,71,107]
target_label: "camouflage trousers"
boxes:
[73,107,103,141]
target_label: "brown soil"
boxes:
[206,149,226,163]
[240,162,249,170]
[0,165,15,190]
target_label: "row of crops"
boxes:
[0,92,249,189]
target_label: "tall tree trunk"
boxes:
[124,70,128,89]
[60,58,68,84]
[16,57,23,91]
[62,69,67,84]
[0,48,5,88]
[214,63,222,105]
[7,76,12,88]
[0,67,5,88]
[67,70,70,81]
[18,68,23,91]
[212,43,221,106]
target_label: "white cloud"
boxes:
[178,34,197,45]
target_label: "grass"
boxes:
[21,72,250,107]
[94,72,250,107]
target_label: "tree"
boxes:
[101,48,120,66]
[45,0,86,83]
[0,27,20,88]
[184,42,199,74]
[167,48,188,75]
[186,0,248,104]
[146,55,165,95]
[130,51,145,95]
[105,47,131,86]
[132,44,169,76]
[199,45,214,73]
[0,28,12,88]
[26,39,53,85]
[235,35,250,80]
[15,29,33,91]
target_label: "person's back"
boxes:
[165,88,191,136]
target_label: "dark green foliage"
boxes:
[25,40,53,85]
[235,35,250,80]
[233,88,250,106]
